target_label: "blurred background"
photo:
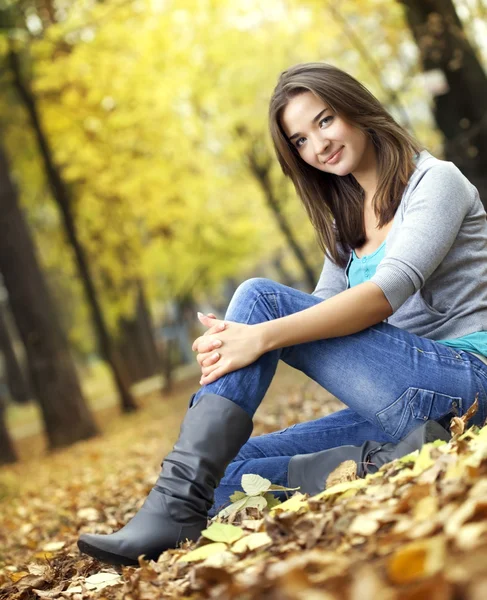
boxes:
[0,0,486,464]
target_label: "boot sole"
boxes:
[77,538,140,566]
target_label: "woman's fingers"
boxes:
[197,350,221,367]
[203,321,226,337]
[200,365,226,385]
[192,322,226,352]
[193,337,223,354]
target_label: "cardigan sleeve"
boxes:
[312,251,348,300]
[312,221,349,299]
[370,162,475,313]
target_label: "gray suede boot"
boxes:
[287,420,451,496]
[77,393,253,566]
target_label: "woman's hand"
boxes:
[192,312,265,385]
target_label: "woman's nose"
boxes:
[311,133,329,157]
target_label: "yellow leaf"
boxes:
[269,492,308,515]
[42,541,65,552]
[349,515,380,536]
[413,496,439,522]
[387,536,446,584]
[231,532,272,554]
[34,551,55,560]
[312,478,366,500]
[177,542,228,563]
[411,445,435,476]
[9,571,30,583]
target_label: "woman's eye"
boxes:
[295,116,334,149]
[319,116,333,128]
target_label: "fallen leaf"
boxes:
[231,532,272,553]
[177,542,228,563]
[349,514,380,536]
[387,536,446,584]
[270,492,308,515]
[84,571,122,591]
[241,473,272,496]
[201,522,244,544]
[41,541,65,552]
[326,459,358,489]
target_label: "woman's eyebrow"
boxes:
[288,108,329,141]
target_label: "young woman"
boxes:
[78,62,487,566]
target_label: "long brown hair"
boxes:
[268,62,423,267]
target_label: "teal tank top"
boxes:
[347,242,487,359]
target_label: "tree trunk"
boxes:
[0,300,32,404]
[272,248,296,287]
[399,0,487,206]
[0,142,98,449]
[8,45,138,413]
[117,281,162,385]
[246,146,318,291]
[0,399,17,464]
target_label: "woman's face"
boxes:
[281,91,371,177]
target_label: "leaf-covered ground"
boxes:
[1,367,487,600]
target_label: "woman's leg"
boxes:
[191,277,487,440]
[209,407,396,516]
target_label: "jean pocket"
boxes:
[376,387,463,440]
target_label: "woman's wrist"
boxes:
[253,321,279,354]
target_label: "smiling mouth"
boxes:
[325,147,344,164]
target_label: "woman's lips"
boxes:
[326,147,344,164]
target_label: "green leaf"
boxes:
[263,492,281,509]
[177,542,228,563]
[217,497,249,519]
[217,494,267,519]
[241,474,271,496]
[245,495,267,511]
[201,523,244,544]
[229,491,247,503]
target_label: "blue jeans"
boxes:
[190,278,487,516]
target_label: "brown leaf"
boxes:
[450,417,465,436]
[326,460,358,489]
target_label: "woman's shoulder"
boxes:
[412,150,471,182]
[407,150,475,199]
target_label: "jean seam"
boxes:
[369,325,467,364]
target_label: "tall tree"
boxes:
[7,44,138,413]
[0,299,31,404]
[0,392,17,464]
[399,0,487,206]
[0,140,99,449]
[116,281,162,385]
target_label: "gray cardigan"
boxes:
[312,150,487,343]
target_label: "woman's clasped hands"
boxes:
[192,312,265,386]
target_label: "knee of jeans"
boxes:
[226,277,279,320]
[234,277,279,299]
[376,387,463,441]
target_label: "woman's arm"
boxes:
[256,281,393,352]
[193,282,392,385]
